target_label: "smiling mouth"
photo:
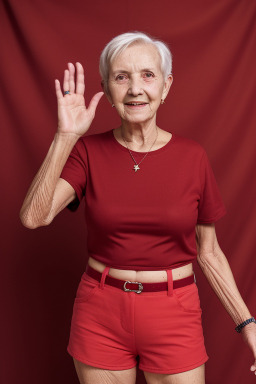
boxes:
[124,102,148,106]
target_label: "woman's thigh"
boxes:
[73,358,137,384]
[143,363,205,384]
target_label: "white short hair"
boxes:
[99,31,173,90]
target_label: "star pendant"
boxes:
[134,164,140,172]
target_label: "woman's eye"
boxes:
[143,72,154,79]
[115,74,128,82]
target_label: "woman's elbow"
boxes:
[19,209,53,229]
[197,252,211,269]
[197,246,225,271]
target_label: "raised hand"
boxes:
[55,62,104,137]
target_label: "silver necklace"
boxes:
[121,127,158,172]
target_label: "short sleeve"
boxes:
[60,139,87,211]
[197,151,227,224]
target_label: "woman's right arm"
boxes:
[20,62,104,229]
[20,133,79,229]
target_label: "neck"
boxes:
[120,119,158,146]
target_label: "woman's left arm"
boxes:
[196,223,256,375]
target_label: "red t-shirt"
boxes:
[60,129,227,270]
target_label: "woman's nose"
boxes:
[127,78,144,96]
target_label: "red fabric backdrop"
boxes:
[1,0,256,383]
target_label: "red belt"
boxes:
[85,265,196,294]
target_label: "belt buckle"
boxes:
[123,280,143,294]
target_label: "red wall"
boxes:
[1,0,256,383]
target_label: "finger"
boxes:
[68,62,75,93]
[250,360,256,374]
[75,62,85,95]
[63,68,70,93]
[55,79,63,100]
[87,92,104,116]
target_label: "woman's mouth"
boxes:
[124,102,148,109]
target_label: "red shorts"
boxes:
[67,265,209,374]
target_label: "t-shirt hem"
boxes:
[87,257,193,271]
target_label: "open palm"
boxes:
[55,62,104,137]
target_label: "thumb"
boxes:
[250,361,256,373]
[87,91,104,116]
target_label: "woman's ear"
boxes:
[161,74,173,101]
[101,80,113,105]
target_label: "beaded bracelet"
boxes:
[235,317,256,333]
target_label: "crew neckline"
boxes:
[110,129,176,155]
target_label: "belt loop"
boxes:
[166,268,173,296]
[100,266,110,290]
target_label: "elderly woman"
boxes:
[20,32,256,384]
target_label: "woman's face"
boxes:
[106,43,173,126]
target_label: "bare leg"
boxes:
[143,363,205,384]
[73,357,137,384]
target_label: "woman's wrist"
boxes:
[235,317,256,333]
[55,130,81,142]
